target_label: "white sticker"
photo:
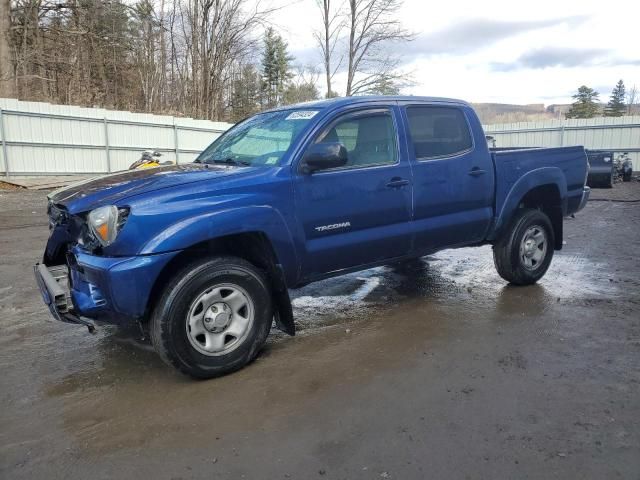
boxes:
[286,110,319,120]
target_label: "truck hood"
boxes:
[48,163,249,213]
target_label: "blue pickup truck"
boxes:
[35,96,590,378]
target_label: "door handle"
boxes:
[386,177,410,188]
[468,168,486,177]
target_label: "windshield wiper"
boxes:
[210,157,251,167]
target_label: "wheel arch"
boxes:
[517,184,563,250]
[492,169,567,250]
[145,231,295,335]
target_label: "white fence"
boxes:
[3,100,638,175]
[0,98,233,176]
[484,116,640,171]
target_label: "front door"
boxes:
[293,107,413,280]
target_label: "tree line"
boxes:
[0,0,412,122]
[4,0,634,123]
[567,80,637,119]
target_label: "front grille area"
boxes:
[48,202,68,229]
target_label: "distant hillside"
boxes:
[474,102,640,125]
[472,103,554,124]
[546,103,640,116]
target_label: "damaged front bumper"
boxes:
[34,247,179,332]
[34,263,97,332]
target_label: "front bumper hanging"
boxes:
[33,263,96,333]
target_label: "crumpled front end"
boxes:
[36,201,178,330]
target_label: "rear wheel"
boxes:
[493,209,554,285]
[151,256,272,379]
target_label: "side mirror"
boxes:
[301,142,348,174]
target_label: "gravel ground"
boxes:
[0,182,639,480]
[590,179,640,201]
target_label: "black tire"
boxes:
[493,209,555,286]
[150,256,273,379]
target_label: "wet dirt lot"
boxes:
[1,184,639,479]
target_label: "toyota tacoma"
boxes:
[35,96,590,378]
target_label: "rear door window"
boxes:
[405,106,473,159]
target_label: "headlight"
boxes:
[87,205,128,247]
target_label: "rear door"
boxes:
[400,104,494,252]
[292,106,413,279]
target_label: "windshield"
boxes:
[196,109,320,167]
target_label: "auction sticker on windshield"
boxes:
[286,110,319,120]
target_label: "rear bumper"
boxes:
[577,186,590,212]
[566,186,590,216]
[35,248,178,327]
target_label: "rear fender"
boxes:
[491,167,567,240]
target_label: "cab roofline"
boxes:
[262,95,471,114]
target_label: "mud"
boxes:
[1,184,639,479]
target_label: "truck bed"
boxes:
[492,146,589,221]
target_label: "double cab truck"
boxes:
[35,96,590,378]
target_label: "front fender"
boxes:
[492,167,567,237]
[139,205,299,285]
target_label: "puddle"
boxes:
[288,245,620,334]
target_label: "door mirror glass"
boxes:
[301,142,348,174]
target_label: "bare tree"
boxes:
[0,0,16,97]
[4,0,277,119]
[181,0,272,119]
[283,63,320,104]
[626,84,638,114]
[313,0,343,98]
[132,0,163,111]
[345,0,412,96]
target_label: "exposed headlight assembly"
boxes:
[87,205,128,247]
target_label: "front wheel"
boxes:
[493,209,555,285]
[151,256,273,379]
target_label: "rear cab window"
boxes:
[405,106,473,160]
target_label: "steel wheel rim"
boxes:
[185,283,254,356]
[519,225,547,271]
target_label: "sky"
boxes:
[269,0,640,105]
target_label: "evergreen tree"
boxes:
[261,28,278,107]
[230,64,262,122]
[261,28,293,108]
[604,80,626,117]
[367,75,401,95]
[283,82,320,105]
[566,86,600,119]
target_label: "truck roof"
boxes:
[265,95,471,113]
